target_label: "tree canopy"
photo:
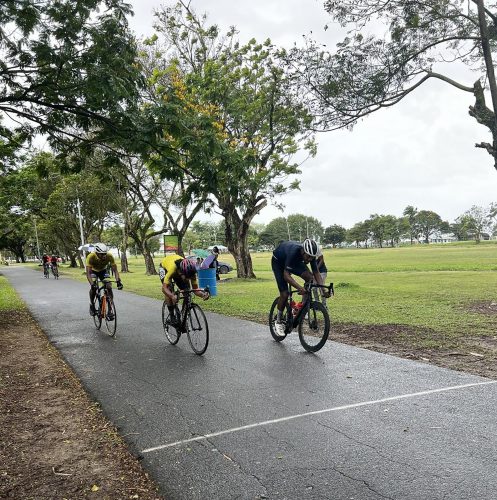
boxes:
[0,0,143,171]
[291,0,497,168]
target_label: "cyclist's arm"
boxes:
[86,266,95,285]
[111,263,120,282]
[283,270,306,294]
[192,283,209,300]
[162,283,177,303]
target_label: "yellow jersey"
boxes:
[86,252,115,272]
[160,254,198,287]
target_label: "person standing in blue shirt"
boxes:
[271,238,329,337]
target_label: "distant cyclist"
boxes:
[41,254,50,274]
[86,243,122,318]
[50,254,58,269]
[159,254,209,325]
[271,238,330,337]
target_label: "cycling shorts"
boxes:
[272,256,309,293]
[91,269,111,283]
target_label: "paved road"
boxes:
[4,266,497,499]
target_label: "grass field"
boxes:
[27,241,497,346]
[0,275,24,311]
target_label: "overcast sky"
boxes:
[127,0,497,229]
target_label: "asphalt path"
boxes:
[4,266,497,500]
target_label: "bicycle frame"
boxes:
[172,285,210,331]
[286,282,334,331]
[93,280,117,317]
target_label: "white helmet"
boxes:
[94,243,108,254]
[302,238,318,257]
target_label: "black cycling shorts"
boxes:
[272,256,308,293]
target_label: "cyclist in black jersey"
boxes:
[271,238,330,337]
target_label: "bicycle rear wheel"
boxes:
[104,296,117,337]
[162,302,181,345]
[298,301,330,352]
[93,297,102,329]
[186,304,209,355]
[52,267,59,279]
[269,298,290,341]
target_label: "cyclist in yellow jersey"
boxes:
[159,254,208,325]
[86,243,122,317]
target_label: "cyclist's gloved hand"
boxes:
[116,280,123,290]
[90,282,98,291]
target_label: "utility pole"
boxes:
[76,196,86,258]
[33,217,41,260]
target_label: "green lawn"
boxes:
[26,241,497,345]
[0,274,25,311]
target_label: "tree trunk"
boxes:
[142,242,157,275]
[69,253,78,268]
[224,221,256,279]
[120,224,130,273]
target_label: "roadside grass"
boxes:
[0,274,24,311]
[25,241,497,347]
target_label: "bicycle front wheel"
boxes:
[104,296,117,337]
[52,267,59,279]
[186,304,209,355]
[298,301,330,352]
[162,302,181,345]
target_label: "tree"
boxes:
[148,2,316,278]
[0,0,143,169]
[346,220,372,248]
[287,214,324,242]
[403,206,419,244]
[259,217,291,248]
[323,224,346,247]
[457,205,492,242]
[415,210,445,244]
[295,0,497,169]
[42,175,118,267]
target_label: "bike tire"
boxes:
[298,301,330,352]
[104,296,117,337]
[269,297,290,341]
[52,267,59,279]
[93,297,102,330]
[162,301,181,345]
[186,303,209,355]
[44,267,49,279]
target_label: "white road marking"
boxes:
[142,379,497,454]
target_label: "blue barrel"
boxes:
[197,268,217,296]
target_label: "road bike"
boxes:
[51,264,59,279]
[162,285,210,355]
[269,282,334,352]
[91,280,118,337]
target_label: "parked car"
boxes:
[186,256,233,274]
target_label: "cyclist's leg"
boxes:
[160,269,180,325]
[320,271,328,307]
[89,274,99,315]
[271,257,288,336]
